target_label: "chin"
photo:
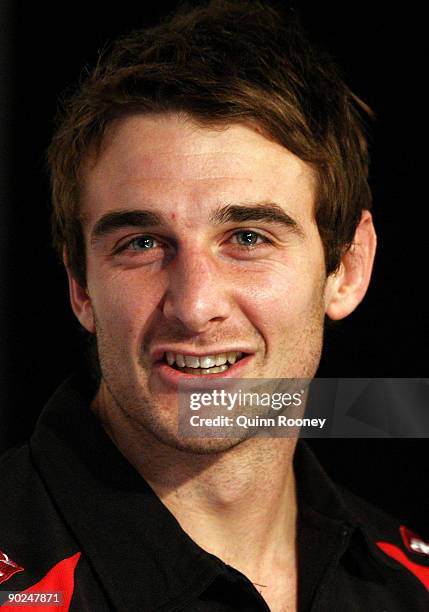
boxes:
[172,438,246,456]
[150,426,251,455]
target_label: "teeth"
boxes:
[200,355,216,368]
[184,355,200,368]
[180,364,229,375]
[215,353,227,366]
[176,353,185,368]
[201,364,229,374]
[164,351,243,369]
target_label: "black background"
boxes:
[1,1,427,535]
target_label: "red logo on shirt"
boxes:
[377,526,429,592]
[0,550,24,585]
[400,526,429,557]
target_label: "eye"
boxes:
[122,235,160,251]
[129,235,158,250]
[232,230,270,247]
[112,233,170,266]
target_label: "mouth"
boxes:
[162,350,246,375]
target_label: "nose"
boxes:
[161,248,232,333]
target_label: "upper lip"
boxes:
[150,347,254,363]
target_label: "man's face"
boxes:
[74,113,337,451]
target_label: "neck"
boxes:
[92,389,298,585]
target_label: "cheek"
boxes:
[242,265,326,378]
[235,260,325,333]
[89,272,165,340]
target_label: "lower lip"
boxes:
[153,355,253,387]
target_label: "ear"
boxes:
[325,210,377,320]
[63,245,96,333]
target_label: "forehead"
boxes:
[81,113,317,227]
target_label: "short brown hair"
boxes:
[48,0,373,288]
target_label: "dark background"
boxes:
[1,1,427,534]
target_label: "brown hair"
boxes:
[48,0,373,288]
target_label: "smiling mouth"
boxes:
[163,351,245,375]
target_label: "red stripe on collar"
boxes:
[376,541,429,591]
[0,552,81,611]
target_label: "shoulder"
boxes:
[338,484,429,596]
[0,443,36,505]
[295,440,429,605]
[339,483,427,547]
[0,440,70,538]
[338,484,405,538]
[0,442,79,583]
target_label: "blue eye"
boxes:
[128,235,158,250]
[234,231,265,246]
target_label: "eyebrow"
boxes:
[90,201,304,246]
[91,210,164,245]
[210,203,303,236]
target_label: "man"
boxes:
[0,1,428,610]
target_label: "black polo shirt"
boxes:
[0,372,428,611]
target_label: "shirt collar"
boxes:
[294,441,404,574]
[30,372,224,610]
[30,371,394,610]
